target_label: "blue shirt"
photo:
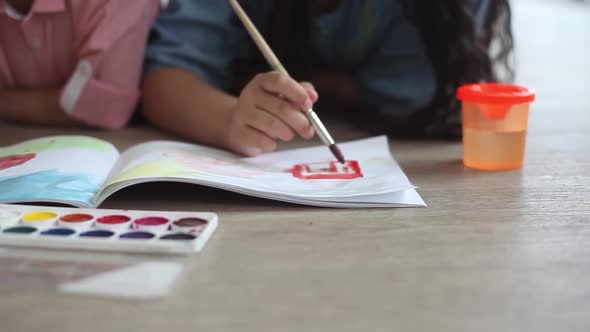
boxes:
[146,0,489,116]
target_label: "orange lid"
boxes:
[457,83,535,104]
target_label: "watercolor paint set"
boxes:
[0,204,218,255]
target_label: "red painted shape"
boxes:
[291,160,363,180]
[0,153,36,171]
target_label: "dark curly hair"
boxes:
[402,0,515,138]
[263,0,515,139]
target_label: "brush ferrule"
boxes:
[306,109,334,145]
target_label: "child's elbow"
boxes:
[70,105,135,131]
[64,91,139,130]
[96,109,134,130]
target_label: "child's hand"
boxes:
[226,71,318,156]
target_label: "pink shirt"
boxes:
[0,0,159,129]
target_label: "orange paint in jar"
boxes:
[457,83,536,171]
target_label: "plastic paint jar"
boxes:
[457,83,536,171]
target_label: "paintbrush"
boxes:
[228,0,346,164]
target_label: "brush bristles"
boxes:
[329,144,346,164]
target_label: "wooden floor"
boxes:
[1,0,589,331]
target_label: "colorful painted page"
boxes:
[0,136,119,207]
[97,136,424,208]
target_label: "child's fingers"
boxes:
[236,126,277,156]
[245,106,295,142]
[256,71,312,111]
[254,91,314,139]
[299,82,318,102]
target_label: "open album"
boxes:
[0,135,425,208]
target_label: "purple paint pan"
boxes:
[160,233,197,241]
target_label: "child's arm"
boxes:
[0,89,78,126]
[143,68,317,156]
[57,1,158,129]
[142,68,236,151]
[0,33,74,125]
[0,1,158,129]
[143,1,317,156]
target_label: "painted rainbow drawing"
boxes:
[0,154,36,171]
[107,150,262,185]
[161,151,262,178]
[0,136,114,158]
[0,136,119,206]
[0,170,99,206]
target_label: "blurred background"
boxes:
[511,0,589,135]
